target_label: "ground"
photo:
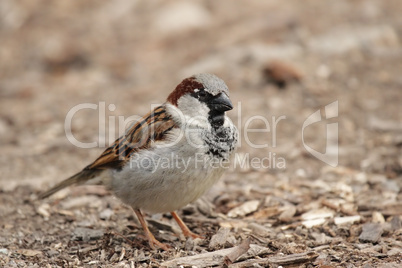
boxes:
[0,0,401,267]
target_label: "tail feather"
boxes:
[38,170,101,199]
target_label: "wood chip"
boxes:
[247,222,271,237]
[321,198,357,216]
[161,239,252,267]
[237,244,272,261]
[72,245,101,254]
[302,218,326,228]
[268,251,319,265]
[147,219,179,234]
[381,203,402,216]
[224,238,251,265]
[301,207,336,227]
[72,227,104,242]
[219,220,249,229]
[57,209,75,217]
[251,206,280,219]
[16,249,43,257]
[278,205,296,222]
[372,211,385,223]
[36,203,51,218]
[387,247,402,256]
[229,258,270,268]
[209,227,233,249]
[358,202,402,216]
[390,216,401,231]
[359,223,383,243]
[301,208,334,221]
[99,208,114,220]
[230,251,318,267]
[118,247,125,262]
[227,200,260,218]
[194,197,216,217]
[334,215,361,225]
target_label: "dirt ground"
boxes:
[1,1,401,267]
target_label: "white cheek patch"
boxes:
[193,89,199,93]
[175,95,211,128]
[177,95,209,116]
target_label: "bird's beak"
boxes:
[209,93,233,112]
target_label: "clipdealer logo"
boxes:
[63,101,339,169]
[302,101,338,167]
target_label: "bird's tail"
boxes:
[38,169,102,199]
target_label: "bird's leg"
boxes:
[171,211,204,239]
[133,209,170,251]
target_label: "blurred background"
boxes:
[0,0,401,266]
[1,0,400,188]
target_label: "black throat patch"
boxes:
[208,111,225,128]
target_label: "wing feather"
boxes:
[84,105,177,170]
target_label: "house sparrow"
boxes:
[39,73,238,250]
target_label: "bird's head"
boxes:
[167,73,233,128]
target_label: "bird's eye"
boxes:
[198,90,207,98]
[192,88,210,101]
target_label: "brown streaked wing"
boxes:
[84,105,177,170]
